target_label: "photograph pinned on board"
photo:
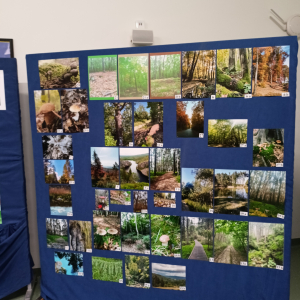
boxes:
[95,189,109,211]
[253,129,284,167]
[110,190,131,206]
[249,171,286,218]
[92,257,123,282]
[44,159,74,184]
[34,90,62,133]
[93,211,121,251]
[69,221,92,252]
[46,218,69,249]
[121,212,150,254]
[88,55,118,100]
[252,46,290,97]
[0,70,6,111]
[42,135,73,159]
[104,102,132,146]
[154,192,176,208]
[133,191,148,212]
[181,217,213,260]
[118,53,149,99]
[176,101,204,138]
[134,101,163,147]
[125,255,150,288]
[120,148,149,190]
[181,168,213,213]
[182,50,216,98]
[38,58,80,89]
[49,185,72,216]
[208,119,248,147]
[0,39,13,58]
[91,147,120,188]
[55,252,83,276]
[216,48,252,98]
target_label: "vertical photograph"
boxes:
[110,190,131,205]
[216,48,252,97]
[154,192,176,208]
[88,55,118,100]
[134,101,163,147]
[150,52,181,99]
[46,218,68,249]
[92,257,123,282]
[181,217,213,260]
[249,171,286,217]
[182,50,216,98]
[49,185,72,216]
[69,221,92,252]
[95,189,109,211]
[118,54,149,99]
[42,135,73,159]
[252,46,290,97]
[55,252,83,276]
[44,159,74,184]
[125,255,150,288]
[133,191,148,212]
[0,39,13,58]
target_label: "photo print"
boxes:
[92,257,123,282]
[253,129,284,167]
[208,119,248,147]
[55,252,83,276]
[46,218,69,249]
[69,221,92,252]
[95,189,109,210]
[38,58,80,89]
[216,48,252,97]
[150,52,181,99]
[0,39,13,58]
[125,255,150,288]
[93,211,121,251]
[121,212,150,254]
[44,159,74,184]
[0,70,6,111]
[88,55,118,100]
[154,192,176,208]
[110,190,131,206]
[118,53,149,99]
[49,185,72,216]
[182,50,216,98]
[249,171,286,217]
[252,46,290,97]
[42,135,73,159]
[134,101,163,147]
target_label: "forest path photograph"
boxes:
[188,240,208,260]
[151,171,179,191]
[215,245,245,264]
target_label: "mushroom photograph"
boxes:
[95,189,109,211]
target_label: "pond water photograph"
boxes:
[49,185,72,216]
[110,190,131,206]
[125,255,150,288]
[55,252,83,276]
[44,159,74,184]
[92,257,123,282]
[46,218,69,249]
[95,189,109,210]
[69,221,92,252]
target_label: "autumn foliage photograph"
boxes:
[44,159,74,184]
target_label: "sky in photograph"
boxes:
[152,263,186,279]
[48,160,74,178]
[209,119,247,127]
[91,147,119,168]
[185,101,198,118]
[134,102,150,113]
[182,168,197,184]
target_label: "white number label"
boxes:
[209,258,214,262]
[145,250,150,255]
[125,202,131,206]
[104,206,109,211]
[69,155,74,160]
[83,128,90,133]
[240,143,247,148]
[129,142,133,147]
[209,209,214,214]
[277,213,285,219]
[221,94,227,98]
[175,188,181,192]
[77,272,84,276]
[114,95,119,100]
[57,129,63,133]
[116,247,121,251]
[211,95,216,100]
[199,133,204,138]
[240,261,248,266]
[115,185,120,189]
[240,212,248,216]
[69,181,75,184]
[276,163,283,167]
[141,209,148,214]
[144,283,150,288]
[65,246,69,250]
[142,95,149,100]
[282,92,290,97]
[157,143,163,147]
[175,95,181,99]
[171,204,176,208]
[67,212,73,216]
[276,265,284,270]
[143,186,149,190]
[119,279,123,283]
[174,254,181,258]
[86,249,92,253]
[244,94,252,99]
[179,286,186,291]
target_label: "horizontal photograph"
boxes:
[42,135,73,159]
[92,257,123,282]
[125,255,150,288]
[69,221,92,252]
[95,189,109,210]
[49,185,72,216]
[46,218,68,249]
[55,252,83,276]
[110,190,131,206]
[154,192,176,208]
[133,191,148,212]
[44,159,74,184]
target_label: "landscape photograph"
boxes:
[55,252,83,276]
[133,191,148,212]
[208,119,248,147]
[154,192,176,208]
[120,148,149,190]
[181,217,213,260]
[88,55,118,100]
[118,53,149,99]
[150,148,181,191]
[42,135,73,159]
[182,50,216,98]
[121,212,150,254]
[253,129,284,167]
[181,168,213,212]
[92,257,123,282]
[214,169,249,215]
[176,101,204,137]
[46,218,69,249]
[252,46,290,97]
[69,221,92,252]
[150,52,181,99]
[216,48,252,97]
[214,220,248,265]
[249,222,284,268]
[91,147,119,188]
[110,190,131,205]
[125,255,150,288]
[49,185,72,216]
[44,159,74,184]
[95,189,109,210]
[93,211,121,251]
[134,101,163,147]
[104,102,132,146]
[249,171,286,217]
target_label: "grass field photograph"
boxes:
[92,257,123,282]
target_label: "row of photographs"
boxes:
[48,216,284,269]
[38,46,290,99]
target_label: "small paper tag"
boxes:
[119,279,123,283]
[240,261,248,266]
[129,142,133,147]
[199,133,204,138]
[240,143,247,148]
[221,94,227,98]
[57,129,63,133]
[282,92,290,97]
[174,254,181,258]
[116,247,121,251]
[77,272,84,276]
[104,206,109,210]
[179,286,186,291]
[209,258,214,262]
[276,163,283,167]
[209,209,214,214]
[244,94,252,99]
[86,249,92,253]
[142,95,149,100]
[276,265,284,270]
[65,246,69,250]
[171,204,176,208]
[145,250,150,255]
[240,211,248,216]
[143,186,149,190]
[175,187,181,192]
[141,209,148,214]
[125,202,131,206]
[114,95,119,100]
[144,283,150,288]
[69,181,75,184]
[157,143,163,147]
[211,95,216,100]
[83,128,90,133]
[277,213,285,219]
[162,242,168,246]
[69,155,74,160]
[115,185,120,189]
[175,95,181,99]
[67,212,73,216]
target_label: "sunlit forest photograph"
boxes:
[69,221,92,252]
[46,218,68,249]
[133,191,148,212]
[182,50,216,98]
[55,252,83,276]
[49,185,72,216]
[92,257,123,282]
[154,192,175,208]
[95,189,109,210]
[110,190,131,205]
[252,46,290,96]
[44,159,74,184]
[216,48,252,97]
[150,52,181,99]
[249,171,286,217]
[125,255,150,288]
[42,135,73,159]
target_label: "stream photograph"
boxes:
[49,185,72,216]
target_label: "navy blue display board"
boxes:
[26,36,297,300]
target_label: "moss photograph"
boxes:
[125,255,150,288]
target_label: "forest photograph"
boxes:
[181,217,213,261]
[39,58,80,89]
[252,46,290,97]
[61,89,89,133]
[150,148,181,191]
[49,185,72,216]
[214,169,249,215]
[134,101,163,147]
[42,135,73,159]
[133,191,148,212]
[151,215,181,257]
[216,48,252,98]
[253,129,284,167]
[176,101,204,137]
[152,263,186,290]
[121,212,150,254]
[92,257,123,282]
[44,159,74,184]
[55,252,83,276]
[91,147,119,188]
[181,168,213,212]
[34,90,62,133]
[120,148,149,190]
[118,54,149,99]
[150,52,181,99]
[104,102,132,147]
[95,189,109,210]
[69,221,92,252]
[88,55,118,100]
[208,119,248,147]
[214,220,248,265]
[154,192,176,208]
[46,218,69,249]
[110,190,131,205]
[125,255,150,288]
[249,171,286,217]
[249,222,284,268]
[182,50,216,98]
[93,211,121,251]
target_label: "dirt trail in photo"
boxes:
[150,172,180,191]
[215,245,245,265]
[188,240,208,261]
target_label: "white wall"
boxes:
[0,0,299,268]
